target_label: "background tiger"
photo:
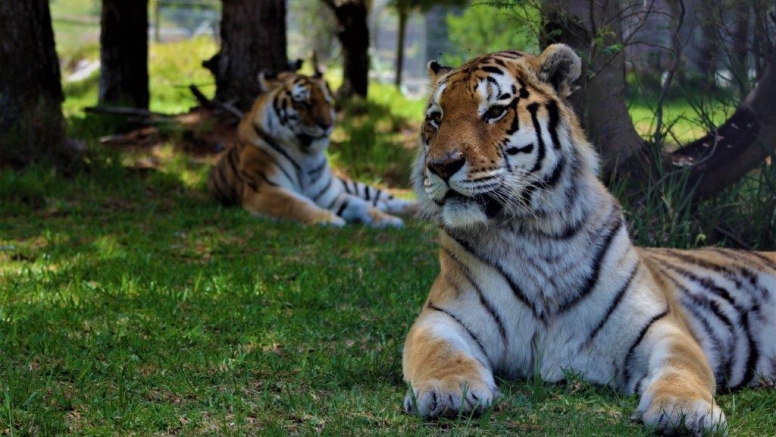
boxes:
[208,70,417,227]
[402,44,775,436]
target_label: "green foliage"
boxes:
[443,1,540,66]
[694,159,776,249]
[611,147,775,250]
[287,0,338,64]
[388,0,468,13]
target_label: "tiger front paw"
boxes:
[312,212,346,227]
[386,199,420,217]
[368,209,404,228]
[636,394,727,436]
[403,378,497,418]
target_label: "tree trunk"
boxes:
[751,0,774,78]
[671,58,776,200]
[321,0,370,99]
[696,1,720,90]
[394,7,408,88]
[99,0,149,109]
[541,0,775,202]
[541,0,646,173]
[0,0,66,168]
[730,0,751,96]
[203,0,288,111]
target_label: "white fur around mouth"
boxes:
[433,190,503,229]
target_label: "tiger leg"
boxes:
[337,176,418,217]
[634,319,727,436]
[402,276,497,417]
[243,186,345,226]
[380,197,420,217]
[337,194,404,228]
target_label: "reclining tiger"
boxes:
[208,70,416,227]
[401,44,775,436]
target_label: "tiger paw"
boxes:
[385,199,420,217]
[313,213,346,227]
[403,379,496,418]
[368,210,404,228]
[635,395,727,436]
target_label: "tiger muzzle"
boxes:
[427,152,465,182]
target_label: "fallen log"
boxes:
[188,84,244,120]
[84,106,171,118]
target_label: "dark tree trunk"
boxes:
[394,7,408,88]
[541,0,775,202]
[321,0,370,99]
[730,0,751,96]
[696,2,721,90]
[99,0,149,109]
[203,0,288,111]
[671,56,776,200]
[0,0,66,168]
[541,0,646,172]
[751,0,774,78]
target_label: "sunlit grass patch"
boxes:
[629,96,733,147]
[148,37,219,114]
[59,37,218,116]
[327,83,423,188]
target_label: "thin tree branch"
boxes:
[652,0,685,147]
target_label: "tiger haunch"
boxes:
[207,71,417,227]
[402,44,775,436]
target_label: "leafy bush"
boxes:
[443,1,540,66]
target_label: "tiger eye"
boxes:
[484,106,506,120]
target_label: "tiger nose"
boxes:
[427,153,465,181]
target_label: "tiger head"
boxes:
[413,44,600,229]
[250,70,335,154]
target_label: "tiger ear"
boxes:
[427,60,452,85]
[288,58,304,72]
[257,70,281,92]
[535,44,582,98]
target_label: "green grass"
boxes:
[628,96,732,146]
[3,150,774,436]
[50,0,100,55]
[327,84,423,188]
[148,37,218,114]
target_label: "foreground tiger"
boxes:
[402,44,775,436]
[208,71,416,227]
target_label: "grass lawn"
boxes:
[3,150,774,436]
